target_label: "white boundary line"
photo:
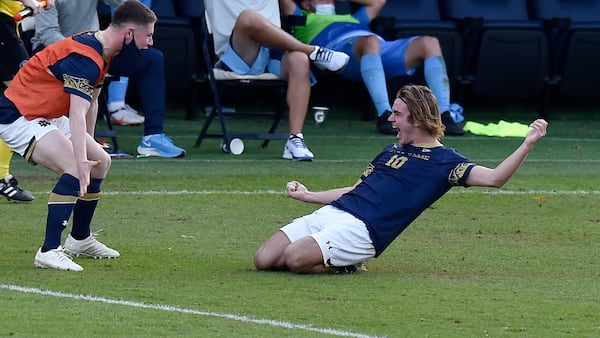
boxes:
[0,284,381,338]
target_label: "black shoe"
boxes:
[441,111,465,136]
[0,174,34,202]
[335,265,358,274]
[376,111,397,135]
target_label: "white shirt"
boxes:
[204,0,281,57]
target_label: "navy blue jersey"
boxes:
[47,31,105,102]
[3,30,108,121]
[332,143,475,256]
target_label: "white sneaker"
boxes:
[64,233,120,259]
[282,134,314,161]
[34,246,83,271]
[110,104,145,126]
[309,46,350,72]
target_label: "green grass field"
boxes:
[1,102,599,337]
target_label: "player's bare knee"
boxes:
[283,249,310,273]
[283,52,310,80]
[98,152,112,175]
[284,51,310,68]
[236,9,266,32]
[253,250,270,270]
[419,36,442,54]
[356,35,381,55]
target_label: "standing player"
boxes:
[0,0,155,271]
[254,84,548,274]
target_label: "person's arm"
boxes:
[19,0,52,15]
[349,0,386,20]
[33,5,65,47]
[465,119,548,188]
[285,179,362,204]
[69,94,100,196]
[85,88,101,136]
[278,0,298,16]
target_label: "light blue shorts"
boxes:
[220,43,283,78]
[219,43,317,85]
[328,35,419,81]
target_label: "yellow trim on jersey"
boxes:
[413,143,443,148]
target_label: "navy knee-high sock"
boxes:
[42,174,79,252]
[71,178,103,240]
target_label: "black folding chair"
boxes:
[190,0,288,154]
[95,76,133,158]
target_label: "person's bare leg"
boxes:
[403,36,442,70]
[352,35,381,61]
[280,51,310,135]
[231,9,313,66]
[283,236,335,274]
[254,230,292,270]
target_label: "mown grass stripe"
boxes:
[0,284,380,338]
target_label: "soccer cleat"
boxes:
[355,261,369,272]
[64,233,120,259]
[0,174,34,202]
[34,246,83,271]
[441,111,465,136]
[110,104,145,126]
[282,134,314,161]
[376,110,397,135]
[137,133,186,158]
[334,265,358,274]
[309,46,350,72]
[334,262,368,274]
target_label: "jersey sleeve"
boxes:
[48,53,101,102]
[361,144,394,180]
[448,162,476,186]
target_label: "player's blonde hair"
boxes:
[396,84,445,139]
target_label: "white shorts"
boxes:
[280,205,376,267]
[0,115,70,161]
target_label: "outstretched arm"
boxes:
[285,179,361,204]
[466,119,548,188]
[350,0,386,20]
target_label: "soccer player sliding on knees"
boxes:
[254,84,548,274]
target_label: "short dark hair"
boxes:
[111,0,157,28]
